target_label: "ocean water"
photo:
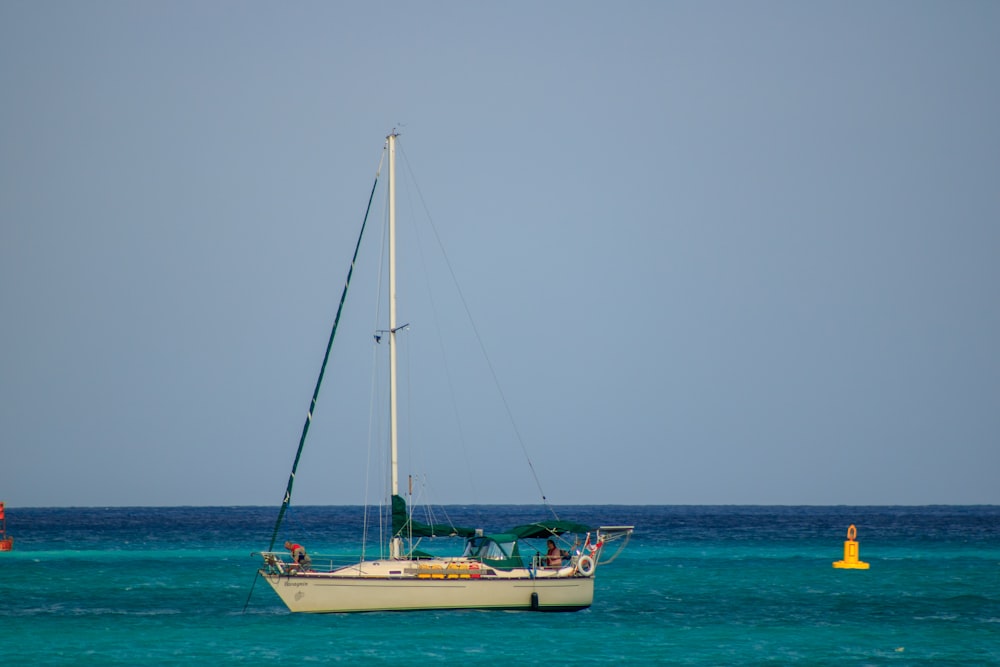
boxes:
[1,505,998,665]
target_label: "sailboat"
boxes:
[256,132,632,613]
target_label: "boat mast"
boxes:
[388,131,402,559]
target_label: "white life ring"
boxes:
[576,554,596,577]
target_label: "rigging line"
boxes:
[396,140,556,519]
[363,192,390,563]
[360,333,378,563]
[266,144,387,553]
[241,570,260,614]
[413,474,463,535]
[387,144,488,529]
[406,179,481,508]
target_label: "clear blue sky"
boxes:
[2,2,998,507]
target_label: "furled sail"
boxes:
[391,495,476,538]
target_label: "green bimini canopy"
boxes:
[508,520,593,539]
[391,495,476,539]
[464,534,524,570]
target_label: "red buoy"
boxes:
[0,502,12,551]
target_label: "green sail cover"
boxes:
[508,520,593,539]
[391,495,476,539]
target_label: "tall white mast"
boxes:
[388,131,401,559]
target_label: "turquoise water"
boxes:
[2,506,998,664]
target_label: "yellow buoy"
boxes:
[833,524,869,569]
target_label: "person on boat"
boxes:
[284,541,312,571]
[546,539,563,568]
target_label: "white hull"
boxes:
[260,559,595,613]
